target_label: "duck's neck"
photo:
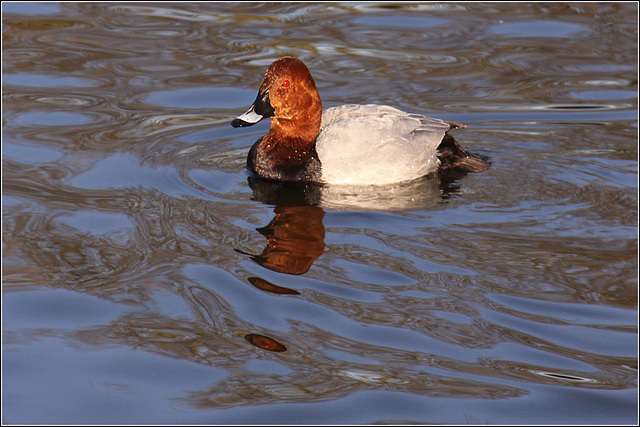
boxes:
[269,117,321,152]
[248,117,322,182]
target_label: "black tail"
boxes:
[437,133,490,173]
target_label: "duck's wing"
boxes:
[321,104,452,130]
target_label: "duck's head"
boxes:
[232,57,322,140]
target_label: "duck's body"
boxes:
[316,104,452,185]
[232,57,489,185]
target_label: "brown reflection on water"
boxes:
[245,205,325,275]
[245,333,287,352]
[248,277,300,295]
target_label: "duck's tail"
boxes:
[437,133,490,173]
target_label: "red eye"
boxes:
[282,80,290,87]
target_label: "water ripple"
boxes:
[2,2,637,424]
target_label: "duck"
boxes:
[231,56,489,186]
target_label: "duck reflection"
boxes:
[242,177,325,276]
[239,173,467,353]
[243,173,462,278]
[249,204,325,275]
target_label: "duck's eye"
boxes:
[282,80,290,87]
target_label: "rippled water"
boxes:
[2,2,638,424]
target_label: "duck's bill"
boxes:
[231,89,275,128]
[231,106,263,127]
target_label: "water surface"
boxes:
[2,2,638,424]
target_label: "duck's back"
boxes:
[315,104,451,185]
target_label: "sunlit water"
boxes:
[2,2,638,424]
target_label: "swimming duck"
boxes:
[232,57,488,185]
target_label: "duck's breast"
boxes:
[315,104,450,185]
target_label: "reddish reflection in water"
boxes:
[245,333,287,352]
[251,205,325,275]
[248,277,300,295]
